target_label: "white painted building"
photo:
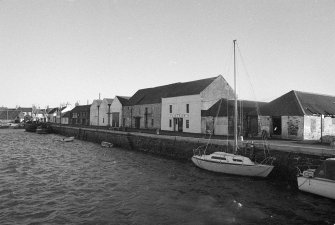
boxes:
[90,99,103,126]
[161,75,235,133]
[111,96,129,127]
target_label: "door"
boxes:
[272,116,281,135]
[112,112,120,127]
[135,117,141,129]
[178,118,183,132]
[173,118,183,132]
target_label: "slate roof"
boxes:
[127,76,219,106]
[257,90,335,116]
[62,111,71,118]
[202,99,267,117]
[71,105,91,112]
[116,96,130,106]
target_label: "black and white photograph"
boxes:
[1,0,335,224]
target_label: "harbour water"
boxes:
[1,129,334,225]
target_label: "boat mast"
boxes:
[233,40,238,153]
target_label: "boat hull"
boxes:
[297,176,335,200]
[192,156,273,178]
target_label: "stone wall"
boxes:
[51,125,333,185]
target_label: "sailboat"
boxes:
[192,40,274,178]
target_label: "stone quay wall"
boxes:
[51,125,334,184]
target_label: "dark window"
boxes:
[103,118,104,123]
[186,104,189,113]
[169,105,172,113]
[211,156,226,160]
[169,119,172,127]
[233,159,243,162]
[186,120,189,128]
[151,119,154,127]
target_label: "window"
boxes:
[186,104,189,113]
[151,119,154,127]
[186,120,189,128]
[211,156,226,160]
[169,119,172,127]
[169,105,172,113]
[233,159,243,162]
[103,118,105,123]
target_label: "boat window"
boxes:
[211,156,226,160]
[233,159,243,162]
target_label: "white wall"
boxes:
[90,99,103,126]
[161,95,201,133]
[200,75,235,110]
[111,97,123,127]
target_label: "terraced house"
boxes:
[123,75,235,133]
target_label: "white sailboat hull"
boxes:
[192,154,274,178]
[297,176,335,200]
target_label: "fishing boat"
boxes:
[297,158,335,199]
[61,136,75,142]
[192,40,274,178]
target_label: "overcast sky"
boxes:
[1,0,334,108]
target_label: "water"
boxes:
[0,129,334,225]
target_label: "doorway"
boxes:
[272,117,282,135]
[135,117,141,129]
[173,118,183,132]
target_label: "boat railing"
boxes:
[193,145,207,156]
[260,156,276,166]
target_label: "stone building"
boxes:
[201,99,266,136]
[123,75,234,132]
[252,90,335,140]
[70,105,91,126]
[111,96,129,127]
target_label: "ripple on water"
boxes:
[0,129,334,225]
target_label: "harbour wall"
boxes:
[51,125,335,184]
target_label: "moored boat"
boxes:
[297,158,335,200]
[192,150,274,177]
[61,136,75,142]
[101,141,113,148]
[191,40,274,178]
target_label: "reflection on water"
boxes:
[0,129,334,225]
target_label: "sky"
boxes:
[1,0,335,108]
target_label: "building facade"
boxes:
[70,105,91,126]
[255,90,335,140]
[111,96,129,127]
[161,75,235,133]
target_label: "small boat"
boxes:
[192,40,274,178]
[101,141,113,148]
[61,136,75,142]
[297,158,335,199]
[192,150,274,177]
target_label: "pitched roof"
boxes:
[71,105,91,112]
[257,90,335,116]
[116,96,130,106]
[202,99,267,117]
[128,76,220,105]
[62,111,71,118]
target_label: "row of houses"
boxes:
[58,75,335,141]
[3,75,335,141]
